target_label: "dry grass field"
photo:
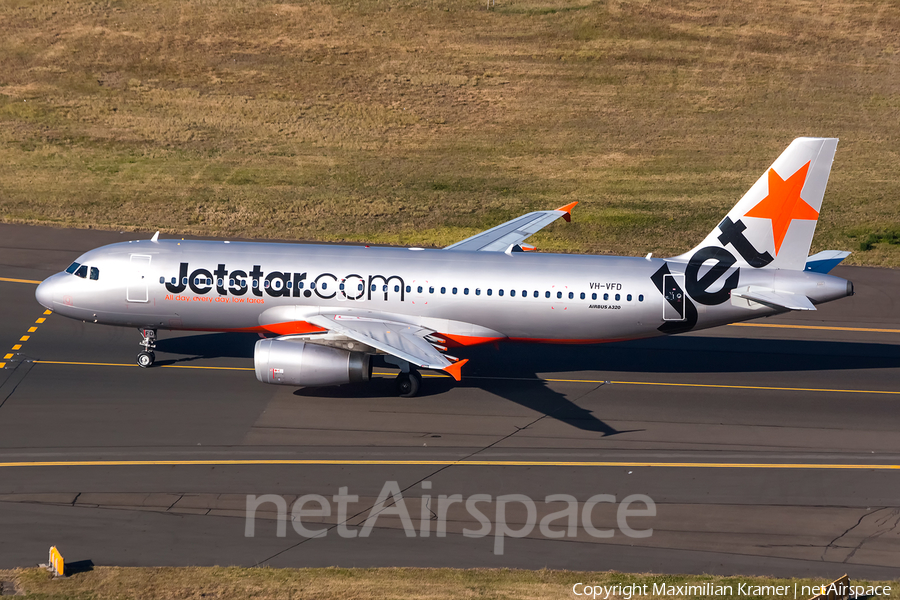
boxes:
[1,0,899,264]
[1,567,897,600]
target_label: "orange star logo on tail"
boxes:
[744,161,819,255]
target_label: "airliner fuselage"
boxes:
[35,138,855,396]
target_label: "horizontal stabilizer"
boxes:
[805,250,851,274]
[731,286,816,311]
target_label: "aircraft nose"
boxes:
[35,274,62,309]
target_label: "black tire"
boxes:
[137,351,155,368]
[395,370,422,397]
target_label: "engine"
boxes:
[254,338,371,387]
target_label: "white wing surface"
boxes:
[306,314,467,380]
[444,202,577,252]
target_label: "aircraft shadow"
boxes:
[458,336,900,376]
[155,332,258,363]
[152,332,900,434]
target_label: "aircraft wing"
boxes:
[306,314,468,380]
[444,202,577,252]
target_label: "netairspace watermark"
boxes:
[572,582,893,599]
[244,480,656,555]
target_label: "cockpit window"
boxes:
[89,266,99,281]
[74,265,88,279]
[65,262,80,274]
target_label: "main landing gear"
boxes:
[395,370,422,398]
[137,328,157,368]
[385,355,422,397]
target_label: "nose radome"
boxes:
[35,275,60,309]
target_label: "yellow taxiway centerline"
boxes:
[0,277,42,285]
[0,459,896,470]
[29,361,900,395]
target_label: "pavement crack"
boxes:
[70,492,81,507]
[0,360,35,410]
[167,494,184,511]
[823,506,897,563]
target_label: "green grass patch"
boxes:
[0,0,899,265]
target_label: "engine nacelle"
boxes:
[254,338,371,387]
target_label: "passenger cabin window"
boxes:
[639,294,644,302]
[464,288,469,295]
[615,293,620,301]
[499,289,504,296]
[627,294,632,301]
[592,293,597,300]
[557,291,562,299]
[545,291,550,298]
[452,287,458,295]
[580,292,585,300]
[418,286,423,293]
[159,277,165,284]
[603,293,609,300]
[510,290,515,297]
[487,289,492,296]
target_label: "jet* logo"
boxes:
[743,162,817,256]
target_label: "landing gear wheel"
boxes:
[137,351,155,368]
[395,370,422,398]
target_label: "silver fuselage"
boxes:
[36,239,852,344]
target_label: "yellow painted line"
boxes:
[11,345,21,351]
[606,380,900,395]
[3,354,12,360]
[0,277,41,285]
[35,318,45,324]
[27,327,37,333]
[730,322,900,334]
[0,459,896,470]
[33,362,900,395]
[32,360,254,372]
[18,336,29,342]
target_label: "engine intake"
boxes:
[254,338,371,387]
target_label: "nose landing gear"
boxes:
[137,328,157,368]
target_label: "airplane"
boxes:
[35,138,854,396]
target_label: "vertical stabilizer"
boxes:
[673,138,838,271]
